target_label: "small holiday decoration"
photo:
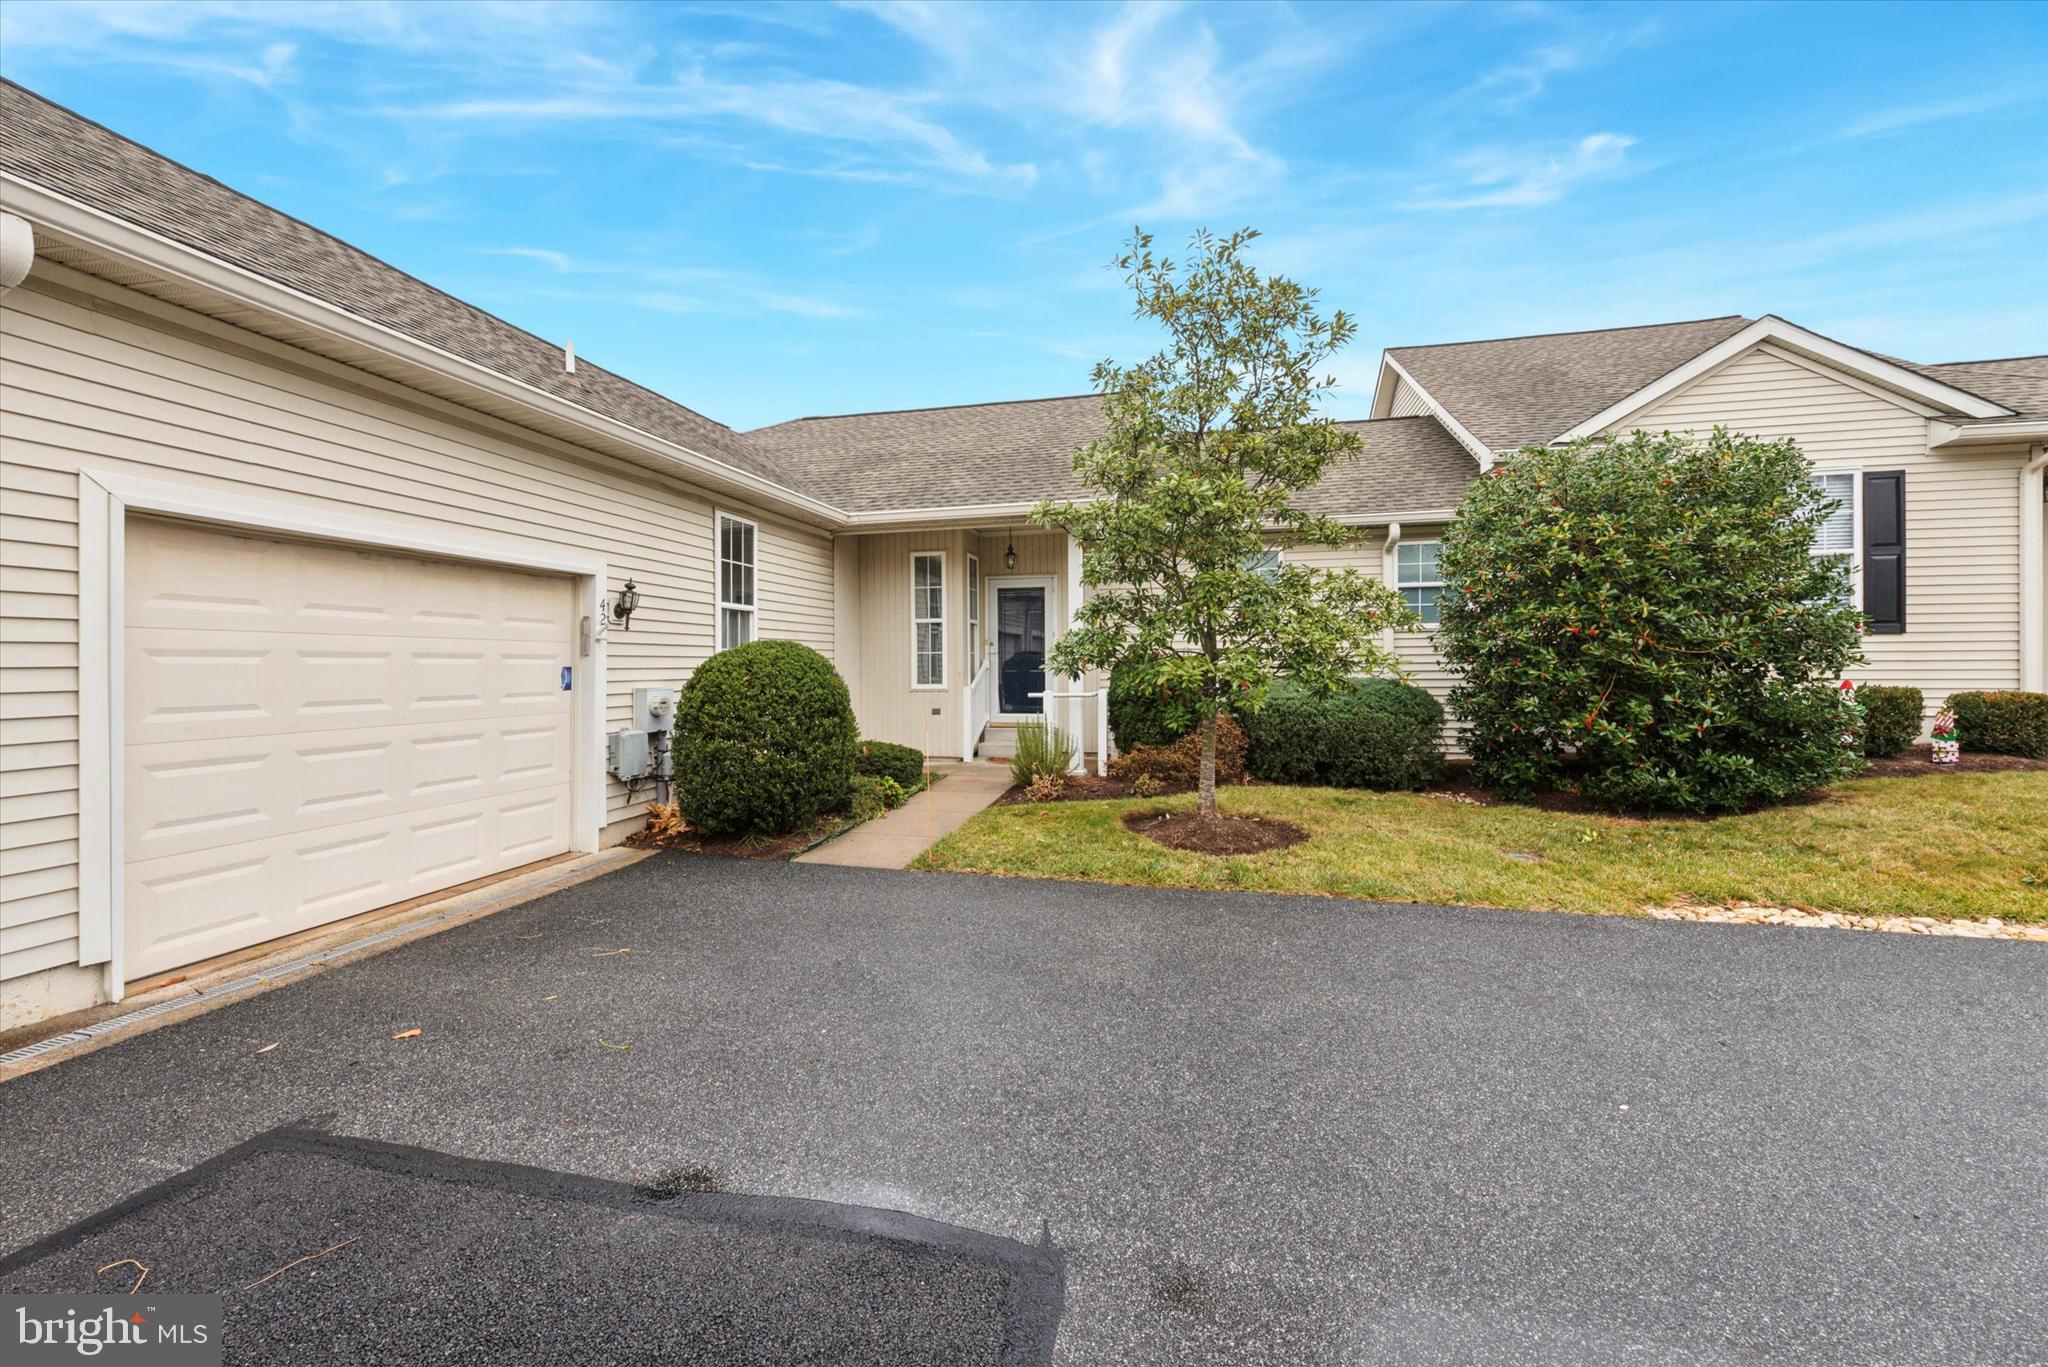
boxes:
[1929,705,1960,764]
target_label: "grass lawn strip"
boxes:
[912,772,2047,926]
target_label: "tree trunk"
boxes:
[1197,711,1218,818]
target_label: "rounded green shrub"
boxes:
[855,740,926,789]
[845,773,889,824]
[1244,678,1446,790]
[673,640,857,835]
[1856,685,1922,758]
[1947,690,2048,758]
[1437,430,1866,813]
[1108,660,1202,751]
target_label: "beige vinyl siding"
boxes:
[845,529,968,754]
[1284,529,1458,717]
[0,267,835,1010]
[1386,377,1433,419]
[1624,343,2028,719]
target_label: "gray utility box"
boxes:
[607,729,651,781]
[633,686,678,733]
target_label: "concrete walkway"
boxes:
[795,762,1014,868]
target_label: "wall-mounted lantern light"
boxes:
[607,578,641,631]
[1003,540,1018,570]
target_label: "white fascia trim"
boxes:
[2,175,847,528]
[1330,507,1459,528]
[840,501,1047,529]
[1554,315,2012,443]
[1376,355,1495,469]
[1929,416,2048,448]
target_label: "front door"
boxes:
[994,583,1048,716]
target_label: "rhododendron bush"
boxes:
[1437,428,1866,813]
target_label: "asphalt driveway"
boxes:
[2,856,2043,1363]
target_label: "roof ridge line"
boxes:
[761,392,1104,427]
[1925,353,2048,367]
[1388,314,1750,353]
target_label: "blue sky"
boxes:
[3,1,2043,430]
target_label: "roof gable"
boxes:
[1552,315,2013,442]
[1379,316,1754,453]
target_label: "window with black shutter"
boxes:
[1863,470,1906,634]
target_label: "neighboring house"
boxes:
[2,80,2043,1028]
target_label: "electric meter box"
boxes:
[633,686,678,733]
[608,729,651,781]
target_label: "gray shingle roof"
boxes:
[1388,315,1755,452]
[1912,356,2048,419]
[0,79,813,495]
[749,397,1476,517]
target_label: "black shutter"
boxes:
[1863,470,1905,634]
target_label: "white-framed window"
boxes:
[912,551,946,688]
[1243,547,1282,583]
[716,511,757,650]
[1395,539,1443,626]
[1811,471,1859,607]
[966,554,982,672]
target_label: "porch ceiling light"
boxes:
[1003,540,1017,570]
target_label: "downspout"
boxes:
[0,212,35,297]
[1382,521,1403,655]
[2022,445,2047,693]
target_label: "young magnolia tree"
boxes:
[1033,228,1412,818]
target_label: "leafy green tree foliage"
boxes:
[1437,429,1865,813]
[1035,228,1411,816]
[672,640,856,834]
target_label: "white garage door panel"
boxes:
[126,715,574,861]
[123,518,578,980]
[124,788,570,972]
[124,629,570,744]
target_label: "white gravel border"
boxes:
[1643,902,2047,941]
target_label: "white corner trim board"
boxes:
[73,469,610,1002]
[2022,446,2047,694]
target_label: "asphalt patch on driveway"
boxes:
[0,1126,1064,1366]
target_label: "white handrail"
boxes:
[1030,683,1108,776]
[963,657,992,761]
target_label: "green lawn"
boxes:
[912,773,2048,923]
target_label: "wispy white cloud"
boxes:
[1459,12,1660,112]
[1402,133,1638,211]
[1838,87,2042,140]
[477,247,864,319]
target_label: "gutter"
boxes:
[1,176,849,528]
[1928,415,2048,448]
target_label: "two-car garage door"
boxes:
[122,518,578,980]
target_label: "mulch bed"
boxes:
[1860,747,2048,777]
[1123,808,1308,855]
[625,812,853,861]
[995,773,1148,805]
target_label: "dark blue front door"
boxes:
[996,586,1046,714]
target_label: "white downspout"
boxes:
[0,212,35,297]
[2021,446,2047,693]
[1381,521,1403,654]
[1065,533,1086,774]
